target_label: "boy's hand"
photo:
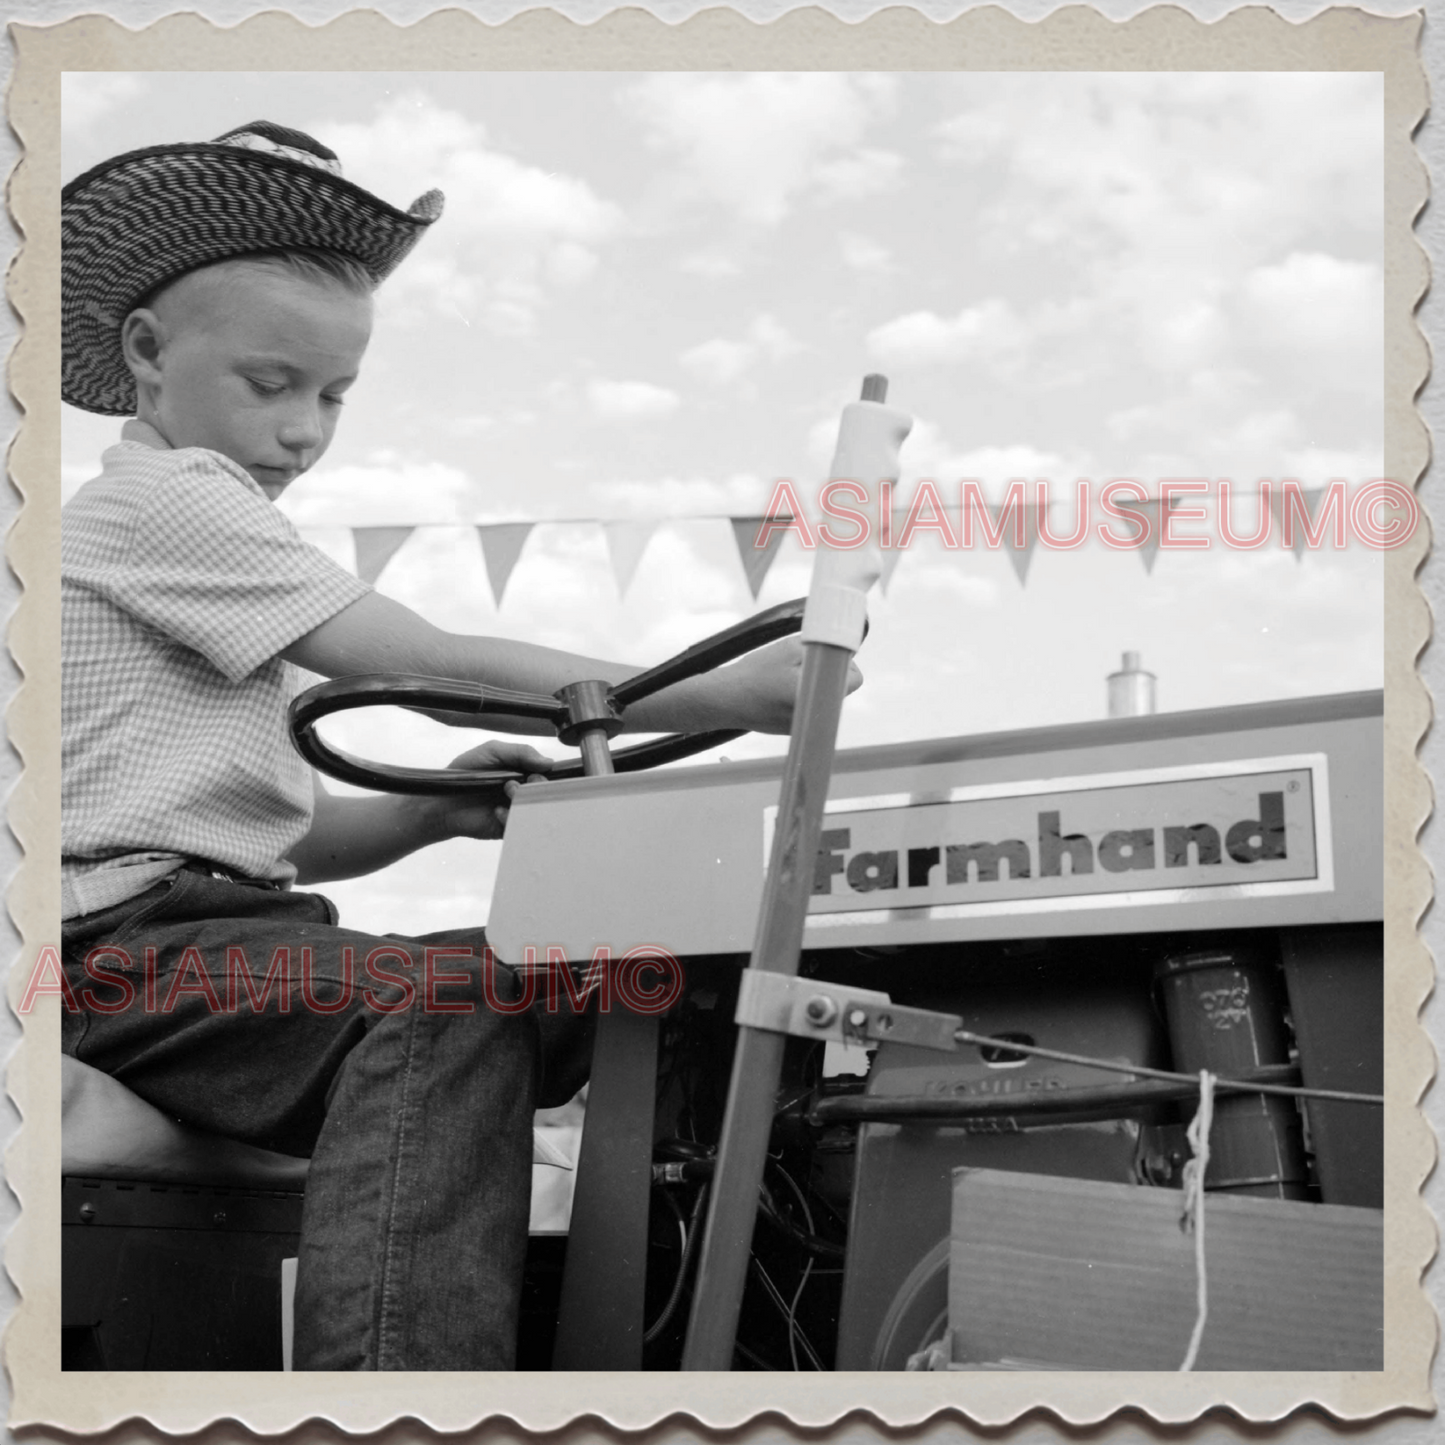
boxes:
[294,743,555,882]
[707,637,864,734]
[442,740,554,839]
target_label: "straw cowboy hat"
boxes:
[62,119,445,416]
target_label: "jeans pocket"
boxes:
[106,867,195,952]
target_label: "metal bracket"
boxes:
[733,971,962,1053]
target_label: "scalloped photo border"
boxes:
[3,4,1433,1435]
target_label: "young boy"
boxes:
[60,121,812,1370]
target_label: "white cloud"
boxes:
[321,839,503,935]
[1145,295,1228,369]
[867,298,1028,370]
[624,73,896,227]
[614,528,751,645]
[749,314,798,361]
[277,457,480,526]
[840,234,893,273]
[901,426,1071,496]
[292,525,356,573]
[813,147,904,202]
[1100,375,1366,484]
[1240,252,1382,352]
[680,314,800,386]
[1231,409,1300,451]
[1222,252,1383,434]
[681,338,753,386]
[933,110,1010,162]
[587,379,681,422]
[442,413,496,439]
[1278,447,1386,485]
[678,251,742,279]
[547,242,600,286]
[803,415,1070,505]
[924,74,1383,406]
[1105,405,1157,445]
[61,74,142,135]
[806,415,844,469]
[891,566,999,608]
[315,95,622,334]
[588,472,776,518]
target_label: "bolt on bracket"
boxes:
[733,971,963,1053]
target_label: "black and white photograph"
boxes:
[9,4,1432,1435]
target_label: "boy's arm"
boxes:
[287,741,553,884]
[281,590,834,736]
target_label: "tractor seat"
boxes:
[61,1055,310,1191]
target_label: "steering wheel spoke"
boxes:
[287,601,807,794]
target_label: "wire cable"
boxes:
[733,1339,777,1371]
[788,1257,816,1372]
[756,1176,847,1259]
[749,1257,825,1371]
[771,1162,820,1372]
[647,1179,708,1346]
[951,1027,1382,1106]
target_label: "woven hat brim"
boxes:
[62,142,443,416]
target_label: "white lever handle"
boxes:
[802,387,913,650]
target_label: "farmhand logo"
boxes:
[17,943,683,1017]
[778,757,1332,922]
[752,478,1418,551]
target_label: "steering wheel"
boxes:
[287,597,810,794]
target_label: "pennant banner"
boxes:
[310,489,1325,610]
[1271,486,1328,561]
[1113,498,1164,575]
[877,507,918,594]
[879,532,906,594]
[602,520,659,599]
[478,523,535,607]
[991,499,1041,587]
[352,526,415,586]
[730,516,789,600]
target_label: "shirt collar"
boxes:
[117,418,269,501]
[120,418,172,450]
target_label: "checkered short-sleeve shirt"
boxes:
[61,421,372,919]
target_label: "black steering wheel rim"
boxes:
[287,597,810,794]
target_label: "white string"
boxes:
[1179,1069,1216,1372]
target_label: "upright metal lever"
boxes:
[682,375,909,1370]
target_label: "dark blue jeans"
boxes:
[61,866,593,1370]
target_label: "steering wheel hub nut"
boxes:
[554,678,625,747]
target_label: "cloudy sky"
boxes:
[61,71,1385,933]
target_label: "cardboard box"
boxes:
[950,1167,1382,1371]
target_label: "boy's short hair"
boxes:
[63,121,443,416]
[136,246,380,315]
[242,247,381,296]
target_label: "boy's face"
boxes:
[136,262,374,499]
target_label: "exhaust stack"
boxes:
[1107,650,1156,717]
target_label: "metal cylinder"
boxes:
[576,727,616,777]
[1155,945,1310,1199]
[1107,650,1156,717]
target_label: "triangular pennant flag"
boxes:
[986,499,1041,586]
[876,508,910,594]
[1271,486,1326,561]
[1114,497,1163,574]
[602,520,658,598]
[730,516,789,600]
[352,526,415,586]
[477,523,535,606]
